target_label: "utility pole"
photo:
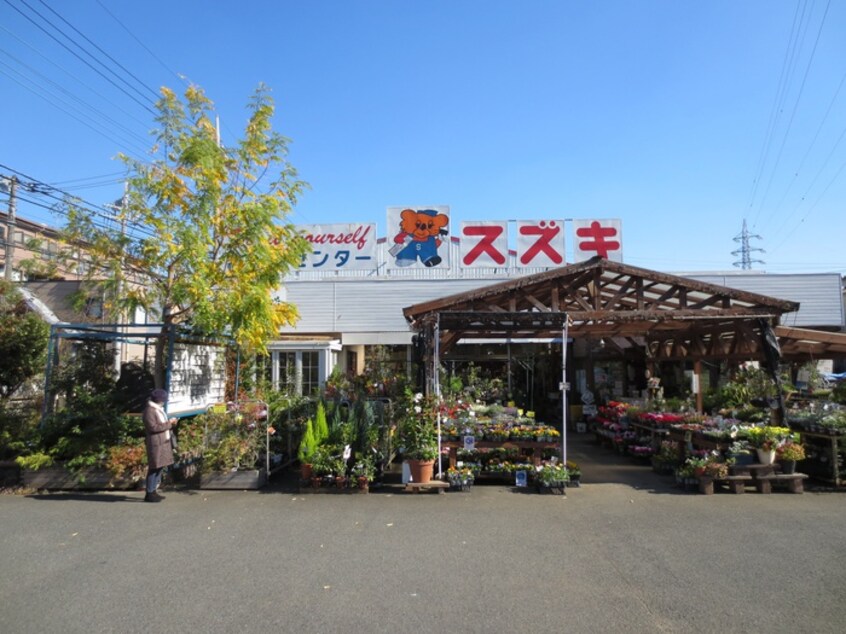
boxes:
[732,219,765,270]
[3,175,18,280]
[112,182,128,375]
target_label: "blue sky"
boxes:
[2,0,845,273]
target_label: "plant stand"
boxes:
[198,468,267,490]
[404,480,449,494]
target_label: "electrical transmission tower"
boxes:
[732,219,765,269]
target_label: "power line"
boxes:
[2,0,156,115]
[0,23,151,130]
[746,0,807,221]
[35,0,160,101]
[0,46,152,150]
[751,0,832,230]
[0,61,150,160]
[94,0,185,87]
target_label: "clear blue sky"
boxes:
[2,1,845,273]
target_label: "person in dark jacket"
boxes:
[142,389,177,503]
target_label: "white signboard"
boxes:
[516,219,566,267]
[573,218,623,262]
[459,221,508,268]
[299,223,377,270]
[166,343,226,417]
[386,206,451,270]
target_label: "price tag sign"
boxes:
[463,435,476,451]
[515,471,528,487]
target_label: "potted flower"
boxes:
[745,426,791,465]
[777,442,806,474]
[399,392,439,484]
[566,460,581,487]
[350,455,375,492]
[446,466,474,491]
[725,440,753,466]
[535,462,569,493]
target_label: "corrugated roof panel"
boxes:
[687,273,843,328]
[279,272,844,335]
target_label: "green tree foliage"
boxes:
[0,280,49,400]
[314,400,329,445]
[62,84,309,387]
[297,417,316,463]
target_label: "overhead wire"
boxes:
[0,46,153,151]
[0,60,146,159]
[0,23,152,130]
[35,0,160,101]
[765,66,846,239]
[2,0,156,115]
[745,0,807,223]
[750,0,832,231]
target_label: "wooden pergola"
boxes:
[404,256,800,363]
[402,256,845,467]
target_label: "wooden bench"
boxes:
[698,475,753,495]
[755,473,808,494]
[404,480,449,494]
[723,475,754,494]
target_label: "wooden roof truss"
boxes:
[404,257,803,362]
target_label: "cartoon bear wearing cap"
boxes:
[391,208,449,267]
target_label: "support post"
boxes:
[4,175,17,280]
[434,315,442,478]
[561,321,569,465]
[694,360,703,413]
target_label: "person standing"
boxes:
[142,389,177,503]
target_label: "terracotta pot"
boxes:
[301,463,313,480]
[407,459,435,484]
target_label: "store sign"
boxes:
[299,223,377,270]
[516,219,565,267]
[167,344,226,417]
[386,206,451,270]
[573,218,623,262]
[460,221,507,267]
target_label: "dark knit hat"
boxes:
[151,389,169,403]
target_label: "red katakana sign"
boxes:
[516,220,565,267]
[572,219,623,262]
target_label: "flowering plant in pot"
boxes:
[446,466,474,490]
[535,462,569,489]
[399,391,438,483]
[351,455,375,490]
[777,441,805,473]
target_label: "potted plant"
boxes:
[350,455,375,492]
[745,426,791,465]
[446,466,474,491]
[725,440,754,466]
[399,392,438,484]
[566,460,581,487]
[777,442,806,474]
[297,417,317,480]
[535,462,569,493]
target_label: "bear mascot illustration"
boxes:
[390,208,449,267]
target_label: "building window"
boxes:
[278,352,297,393]
[302,351,319,396]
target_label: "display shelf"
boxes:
[796,431,846,486]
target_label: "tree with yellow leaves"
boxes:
[63,84,308,388]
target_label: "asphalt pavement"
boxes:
[2,435,845,634]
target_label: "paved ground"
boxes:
[2,435,845,634]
